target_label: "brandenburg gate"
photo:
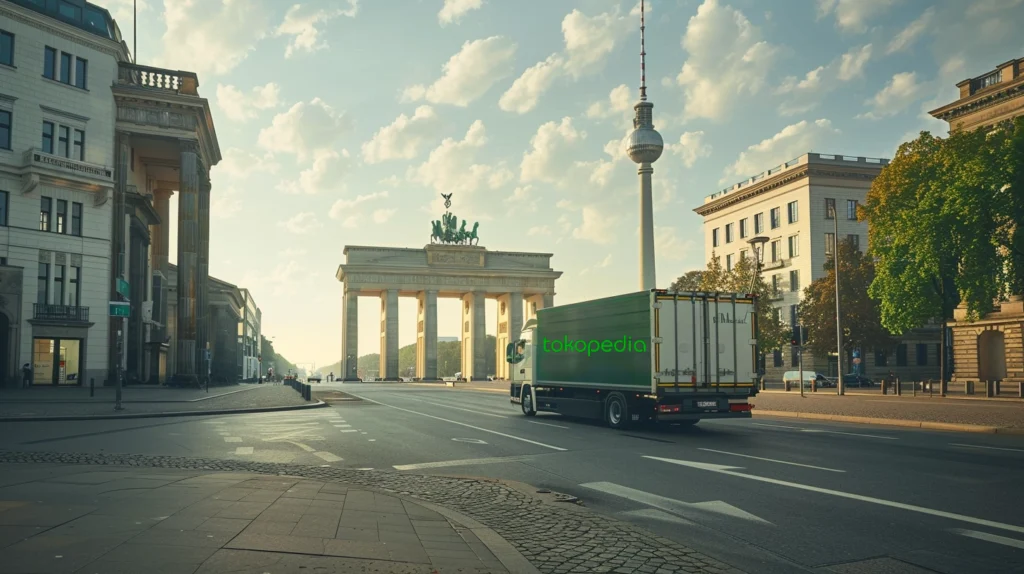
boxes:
[335,196,562,381]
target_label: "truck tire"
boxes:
[605,393,630,430]
[521,385,537,417]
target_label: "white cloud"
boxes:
[378,175,402,187]
[676,0,779,122]
[258,98,351,161]
[527,225,551,236]
[215,148,280,180]
[666,131,712,168]
[216,82,282,122]
[438,0,482,26]
[580,254,613,275]
[411,120,513,197]
[775,67,825,96]
[361,106,440,163]
[278,212,322,234]
[277,149,352,195]
[837,44,872,81]
[211,186,242,219]
[156,0,270,77]
[772,44,871,116]
[520,117,585,185]
[329,191,390,220]
[572,206,616,244]
[373,208,397,223]
[275,2,356,58]
[505,185,538,213]
[562,8,633,79]
[816,0,900,33]
[886,7,935,54]
[655,227,695,261]
[584,84,633,120]
[858,72,923,119]
[402,37,517,107]
[721,119,841,184]
[498,55,565,114]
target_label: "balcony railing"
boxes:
[33,304,90,322]
[117,62,200,96]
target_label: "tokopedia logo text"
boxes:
[542,336,647,356]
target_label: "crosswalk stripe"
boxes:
[224,437,242,443]
[314,451,342,462]
[952,529,1024,550]
[234,447,253,455]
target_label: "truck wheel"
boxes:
[521,386,536,417]
[605,393,630,429]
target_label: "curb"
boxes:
[0,400,329,422]
[0,384,265,404]
[752,409,1024,434]
[757,389,1024,403]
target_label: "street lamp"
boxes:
[829,205,845,396]
[747,236,770,386]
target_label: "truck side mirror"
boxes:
[506,341,525,364]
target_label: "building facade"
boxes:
[0,0,125,387]
[694,152,940,382]
[239,288,260,381]
[165,263,243,384]
[929,57,1024,133]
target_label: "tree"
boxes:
[798,238,894,361]
[260,335,297,375]
[669,270,704,292]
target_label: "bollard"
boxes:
[966,381,974,395]
[881,379,887,395]
[913,379,917,397]
[986,380,994,398]
[811,378,817,393]
[895,377,901,396]
[785,380,791,392]
[1019,381,1024,399]
[90,377,94,397]
[304,384,311,401]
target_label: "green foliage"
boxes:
[668,270,704,291]
[863,119,1024,332]
[260,336,296,375]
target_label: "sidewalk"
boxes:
[0,451,745,574]
[0,384,322,421]
[752,391,1024,433]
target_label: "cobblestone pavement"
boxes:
[0,385,314,419]
[752,392,1024,429]
[0,450,745,574]
[0,383,264,403]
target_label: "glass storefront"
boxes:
[32,337,82,386]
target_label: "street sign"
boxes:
[109,301,130,317]
[117,278,130,299]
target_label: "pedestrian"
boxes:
[329,371,334,382]
[21,363,32,388]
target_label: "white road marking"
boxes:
[697,448,846,473]
[751,423,804,430]
[644,456,1024,535]
[620,508,695,526]
[202,421,225,425]
[801,429,897,440]
[414,399,510,418]
[393,455,532,471]
[528,420,570,429]
[314,452,343,462]
[368,439,376,442]
[950,443,1024,453]
[357,468,374,471]
[348,393,567,452]
[452,438,487,444]
[952,529,1024,550]
[234,447,253,455]
[581,481,770,524]
[224,437,242,443]
[334,424,352,428]
[340,430,358,433]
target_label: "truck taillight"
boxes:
[658,404,681,413]
[729,403,753,412]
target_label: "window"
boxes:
[725,223,734,243]
[54,264,65,306]
[772,274,781,294]
[56,200,67,233]
[40,196,52,231]
[825,232,836,257]
[37,262,49,304]
[787,201,798,224]
[726,254,733,271]
[896,344,907,367]
[42,121,54,153]
[788,235,799,258]
[847,199,858,220]
[71,202,82,236]
[790,305,798,327]
[875,348,888,367]
[825,198,836,219]
[790,269,800,292]
[773,350,783,367]
[59,51,71,84]
[712,228,719,247]
[0,110,10,150]
[847,234,860,252]
[58,0,82,19]
[0,257,6,265]
[73,129,84,161]
[74,57,87,89]
[43,46,56,79]
[0,31,12,67]
[916,343,928,366]
[770,239,781,262]
[68,265,80,306]
[754,213,764,233]
[739,249,748,261]
[0,190,8,226]
[739,218,748,239]
[979,72,1001,89]
[770,207,781,229]
[58,126,69,157]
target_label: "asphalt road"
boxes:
[2,382,1022,574]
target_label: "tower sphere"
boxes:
[626,125,664,164]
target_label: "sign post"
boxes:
[109,300,130,411]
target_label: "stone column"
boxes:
[174,139,201,385]
[495,292,524,380]
[461,292,487,380]
[380,290,399,380]
[416,290,438,380]
[149,187,172,383]
[342,289,359,380]
[198,171,211,378]
[109,131,131,383]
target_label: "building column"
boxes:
[342,289,359,380]
[149,187,172,384]
[174,139,201,385]
[524,293,551,322]
[495,292,523,380]
[109,132,131,383]
[380,290,399,380]
[416,290,438,381]
[198,171,211,379]
[461,292,487,380]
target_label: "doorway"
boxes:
[32,337,83,386]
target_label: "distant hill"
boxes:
[321,335,498,378]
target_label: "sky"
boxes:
[110,0,1024,368]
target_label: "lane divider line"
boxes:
[394,455,533,471]
[697,448,845,473]
[952,528,1024,550]
[950,443,1024,453]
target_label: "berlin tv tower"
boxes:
[625,0,663,291]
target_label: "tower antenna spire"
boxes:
[639,0,647,101]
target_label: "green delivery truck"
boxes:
[507,289,759,429]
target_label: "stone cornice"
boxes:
[342,245,555,258]
[929,77,1024,122]
[113,92,222,169]
[694,166,882,217]
[0,2,126,59]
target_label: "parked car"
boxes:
[782,371,834,388]
[841,374,874,387]
[307,373,323,383]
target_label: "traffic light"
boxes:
[791,325,802,347]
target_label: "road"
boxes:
[2,382,1022,573]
